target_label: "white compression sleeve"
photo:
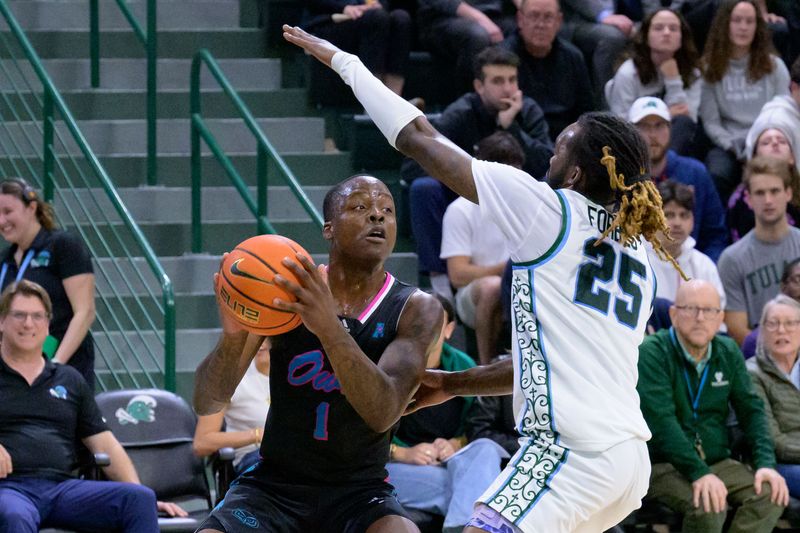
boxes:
[331,52,423,149]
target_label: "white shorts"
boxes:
[455,279,479,327]
[476,436,650,533]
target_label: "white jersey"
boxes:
[473,159,653,452]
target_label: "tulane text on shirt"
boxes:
[745,262,782,296]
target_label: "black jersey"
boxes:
[260,273,417,485]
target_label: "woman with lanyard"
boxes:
[0,178,96,387]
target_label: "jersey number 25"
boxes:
[573,239,647,329]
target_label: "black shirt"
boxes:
[0,358,107,480]
[259,274,417,485]
[0,228,95,379]
[504,33,595,141]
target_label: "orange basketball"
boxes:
[217,234,314,335]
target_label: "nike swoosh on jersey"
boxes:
[230,258,274,284]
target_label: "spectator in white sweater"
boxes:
[699,0,790,203]
[605,8,701,155]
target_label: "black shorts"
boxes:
[197,468,409,533]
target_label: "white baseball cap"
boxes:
[628,96,671,124]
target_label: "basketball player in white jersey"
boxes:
[283,25,682,533]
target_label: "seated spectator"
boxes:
[463,355,518,457]
[0,280,186,532]
[193,338,271,475]
[748,294,800,498]
[405,46,552,300]
[560,0,633,102]
[698,0,790,203]
[629,96,727,261]
[415,0,517,92]
[441,132,517,364]
[727,125,800,242]
[637,279,789,532]
[742,258,800,358]
[606,9,701,155]
[302,0,411,95]
[719,157,800,345]
[387,295,507,533]
[648,180,726,308]
[744,55,800,159]
[503,0,593,140]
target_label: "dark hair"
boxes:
[322,174,382,221]
[0,178,57,230]
[657,179,695,212]
[629,9,699,87]
[473,46,520,81]
[474,131,526,168]
[433,293,455,324]
[702,0,775,83]
[0,279,52,318]
[791,55,800,84]
[781,257,800,284]
[572,113,686,278]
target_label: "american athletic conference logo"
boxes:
[232,508,260,528]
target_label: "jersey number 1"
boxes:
[314,402,330,441]
[574,239,646,328]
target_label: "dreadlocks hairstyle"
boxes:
[702,0,775,84]
[571,113,687,280]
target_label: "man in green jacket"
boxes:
[637,279,789,532]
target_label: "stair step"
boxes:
[0,117,325,155]
[0,151,352,187]
[0,58,282,91]
[0,29,265,59]
[8,0,241,30]
[57,185,327,223]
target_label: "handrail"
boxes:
[0,0,176,391]
[89,0,158,186]
[190,48,324,252]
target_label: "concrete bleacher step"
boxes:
[0,117,325,155]
[0,58,282,91]
[0,29,265,59]
[7,0,242,30]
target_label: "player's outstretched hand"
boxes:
[282,25,341,69]
[405,369,454,414]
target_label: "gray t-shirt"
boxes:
[718,227,800,326]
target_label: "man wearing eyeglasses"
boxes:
[637,279,789,533]
[0,279,185,532]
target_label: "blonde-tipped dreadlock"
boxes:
[596,146,689,281]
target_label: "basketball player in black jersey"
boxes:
[194,175,443,533]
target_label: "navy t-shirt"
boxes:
[0,358,107,480]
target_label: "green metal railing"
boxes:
[190,48,324,251]
[89,0,157,185]
[0,1,176,391]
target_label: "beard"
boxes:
[649,144,667,164]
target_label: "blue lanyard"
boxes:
[0,249,35,289]
[683,364,710,420]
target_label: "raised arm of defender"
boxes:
[282,25,477,203]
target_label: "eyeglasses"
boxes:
[764,319,800,332]
[522,12,558,25]
[675,305,722,318]
[7,310,49,323]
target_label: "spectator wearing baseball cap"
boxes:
[630,96,728,261]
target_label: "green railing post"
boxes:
[146,0,157,186]
[190,49,324,243]
[89,0,99,88]
[190,54,203,253]
[42,90,54,202]
[162,278,176,392]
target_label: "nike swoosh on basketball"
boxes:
[230,258,274,284]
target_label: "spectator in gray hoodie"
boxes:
[699,0,789,203]
[745,55,800,160]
